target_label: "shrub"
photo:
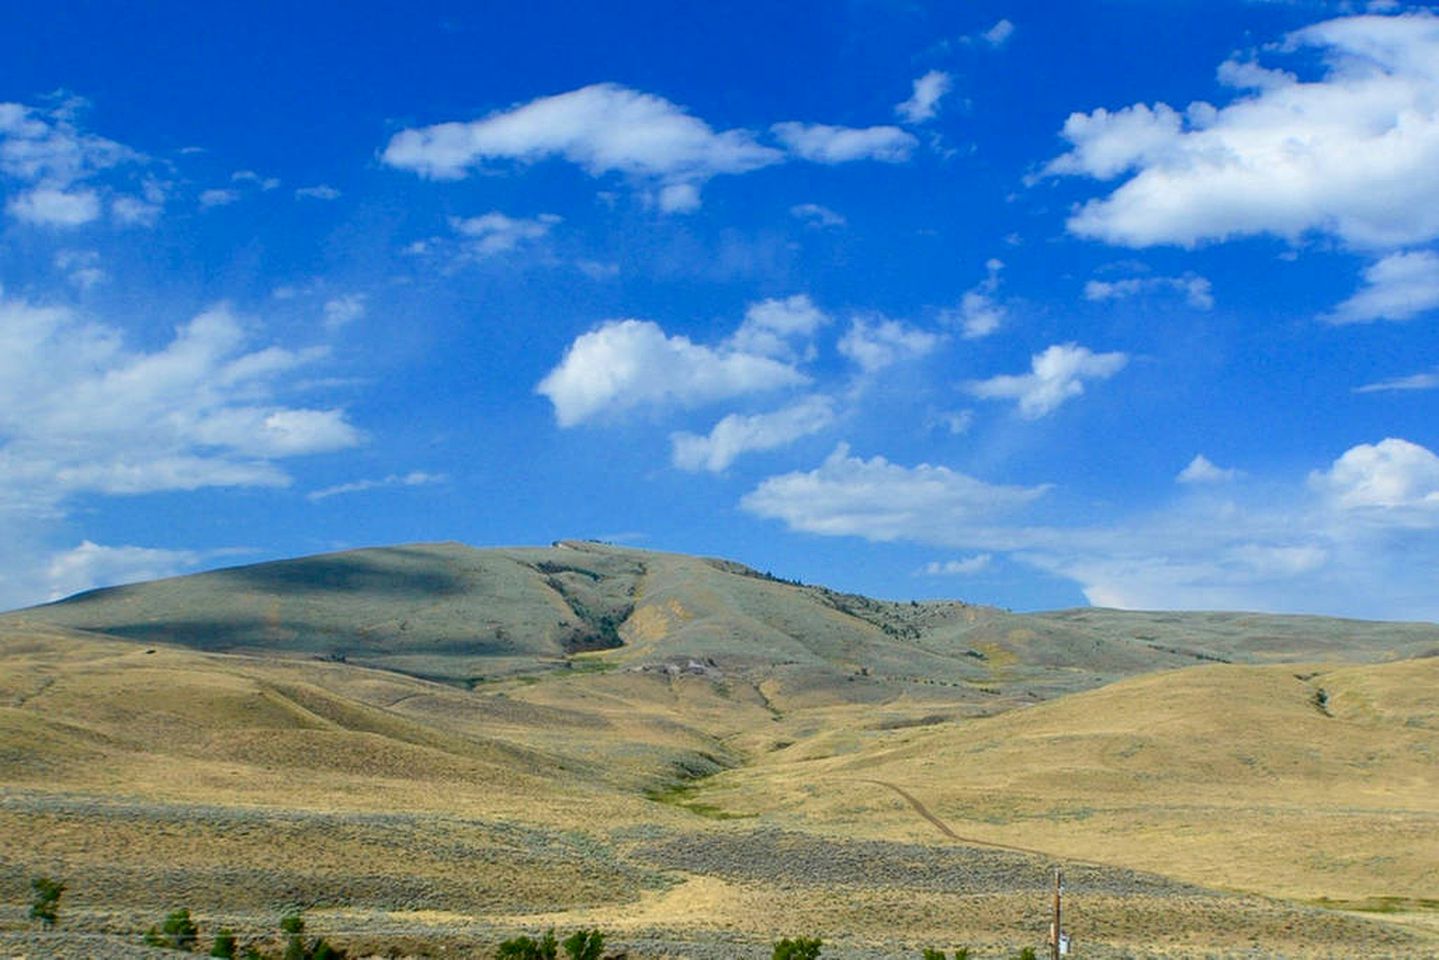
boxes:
[922,950,946,960]
[210,928,238,958]
[562,929,604,960]
[28,876,64,930]
[497,929,560,960]
[773,937,822,960]
[1012,949,1038,960]
[146,908,199,950]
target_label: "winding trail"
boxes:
[854,778,1113,869]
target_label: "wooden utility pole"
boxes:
[1049,867,1063,960]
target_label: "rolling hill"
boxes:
[1,540,1436,958]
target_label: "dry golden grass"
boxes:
[3,619,1436,957]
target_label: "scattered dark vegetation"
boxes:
[28,875,63,929]
[145,907,198,950]
[772,936,822,960]
[921,948,971,960]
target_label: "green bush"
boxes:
[1012,949,1038,960]
[922,950,946,960]
[28,876,64,930]
[497,929,559,960]
[146,908,199,950]
[210,928,238,958]
[562,929,604,960]
[773,937,822,960]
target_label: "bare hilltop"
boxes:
[2,540,1436,958]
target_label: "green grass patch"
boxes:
[644,782,754,820]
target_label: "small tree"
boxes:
[210,928,238,958]
[28,876,64,930]
[562,929,604,960]
[498,930,558,960]
[773,937,822,960]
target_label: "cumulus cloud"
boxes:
[940,258,1006,339]
[308,470,447,502]
[1309,437,1439,510]
[0,98,152,228]
[450,211,561,258]
[728,294,829,361]
[383,83,783,210]
[44,540,200,601]
[1045,13,1439,250]
[790,202,846,228]
[838,317,941,373]
[1177,454,1240,484]
[742,444,1049,541]
[967,343,1128,418]
[0,293,362,512]
[1085,273,1214,309]
[536,319,808,427]
[1325,250,1439,324]
[896,70,953,125]
[671,396,836,473]
[770,122,918,163]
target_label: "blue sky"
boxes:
[3,1,1438,619]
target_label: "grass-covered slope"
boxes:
[8,539,1436,703]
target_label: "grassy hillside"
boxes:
[2,541,1437,957]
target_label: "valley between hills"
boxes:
[1,540,1436,958]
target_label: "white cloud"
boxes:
[0,98,151,228]
[1309,437,1439,510]
[938,409,974,435]
[940,258,1006,339]
[1084,273,1214,309]
[1045,13,1439,250]
[231,170,280,191]
[671,396,836,473]
[728,294,829,361]
[0,293,362,511]
[982,18,1015,47]
[741,444,1049,542]
[199,188,239,208]
[54,249,106,290]
[744,437,1439,619]
[111,194,161,226]
[838,317,941,373]
[308,470,446,502]
[7,186,101,226]
[1325,250,1439,324]
[1354,368,1439,392]
[44,540,200,601]
[295,184,341,200]
[450,211,561,257]
[1177,454,1240,484]
[322,294,367,332]
[967,343,1128,418]
[536,319,807,427]
[896,70,953,125]
[921,555,992,576]
[790,202,846,228]
[383,83,783,210]
[770,122,918,163]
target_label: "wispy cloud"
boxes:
[308,471,446,502]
